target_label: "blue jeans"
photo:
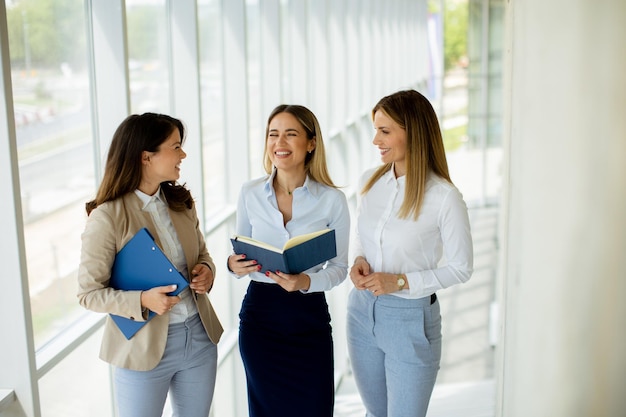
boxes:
[114,314,217,417]
[346,288,441,417]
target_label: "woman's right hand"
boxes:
[228,254,261,276]
[140,285,181,315]
[349,256,371,290]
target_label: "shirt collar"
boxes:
[134,187,166,210]
[383,164,405,185]
[263,168,320,199]
[383,168,395,184]
[263,170,276,195]
[382,164,433,186]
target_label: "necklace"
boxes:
[276,182,293,195]
[275,178,302,196]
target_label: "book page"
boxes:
[283,229,331,250]
[232,235,283,253]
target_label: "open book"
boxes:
[230,229,336,274]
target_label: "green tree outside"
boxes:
[7,0,86,70]
[444,0,468,70]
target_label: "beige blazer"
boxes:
[77,193,223,371]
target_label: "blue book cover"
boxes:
[230,229,336,274]
[109,228,188,339]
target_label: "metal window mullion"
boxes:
[259,0,281,121]
[307,0,329,128]
[87,0,130,184]
[221,0,250,201]
[345,0,359,119]
[358,0,373,116]
[328,0,346,131]
[0,2,40,416]
[168,0,206,228]
[287,0,308,104]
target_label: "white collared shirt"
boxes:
[135,188,198,322]
[353,167,473,299]
[233,169,350,293]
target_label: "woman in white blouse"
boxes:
[347,90,473,417]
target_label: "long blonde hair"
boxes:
[263,104,337,188]
[362,90,451,219]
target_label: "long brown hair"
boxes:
[362,90,451,219]
[86,113,193,215]
[263,104,337,188]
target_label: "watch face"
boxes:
[397,277,405,287]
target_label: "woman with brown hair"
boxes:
[347,90,474,417]
[78,113,222,417]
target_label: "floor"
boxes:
[333,205,500,417]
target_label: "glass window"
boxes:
[209,349,248,416]
[246,0,264,179]
[459,0,503,205]
[279,0,291,102]
[204,223,248,332]
[126,0,170,114]
[39,329,113,417]
[7,0,95,349]
[198,0,227,217]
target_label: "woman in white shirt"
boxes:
[227,104,350,417]
[347,90,473,417]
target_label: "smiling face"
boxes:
[140,129,186,195]
[373,109,407,177]
[266,112,315,173]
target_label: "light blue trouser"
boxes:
[346,288,441,417]
[114,314,217,417]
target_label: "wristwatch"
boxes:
[396,274,406,291]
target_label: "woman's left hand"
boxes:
[190,263,215,294]
[266,270,311,292]
[362,272,397,296]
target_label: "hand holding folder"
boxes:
[108,228,189,339]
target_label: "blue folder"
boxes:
[108,228,189,339]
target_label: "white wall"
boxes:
[498,0,626,416]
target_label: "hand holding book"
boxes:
[230,229,337,274]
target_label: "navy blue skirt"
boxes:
[239,281,334,417]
